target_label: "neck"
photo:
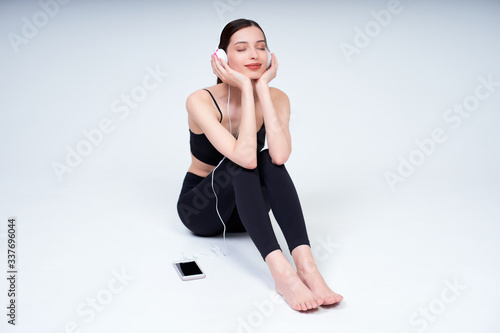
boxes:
[226,81,259,105]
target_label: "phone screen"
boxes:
[176,261,203,276]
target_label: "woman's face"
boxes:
[226,26,268,80]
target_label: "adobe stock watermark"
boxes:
[213,0,244,21]
[235,290,284,333]
[7,0,71,54]
[56,268,134,333]
[339,0,404,64]
[312,234,340,262]
[400,277,466,333]
[182,244,226,261]
[51,65,168,182]
[385,74,499,191]
[177,157,245,228]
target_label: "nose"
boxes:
[249,47,259,60]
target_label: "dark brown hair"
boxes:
[216,19,268,84]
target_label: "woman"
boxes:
[177,18,343,311]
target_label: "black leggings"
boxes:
[177,149,310,260]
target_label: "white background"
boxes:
[1,0,499,332]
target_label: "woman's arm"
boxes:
[186,56,258,169]
[254,54,292,165]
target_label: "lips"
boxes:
[245,63,262,70]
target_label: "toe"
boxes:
[325,296,337,305]
[292,302,301,311]
[301,303,308,311]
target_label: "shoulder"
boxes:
[269,87,290,109]
[270,87,289,103]
[186,87,211,114]
[185,89,208,112]
[186,84,220,114]
[269,86,287,97]
[186,84,226,128]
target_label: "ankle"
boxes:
[273,264,297,281]
[266,250,295,278]
[291,245,316,269]
[296,259,318,275]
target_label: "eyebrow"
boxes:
[233,39,266,46]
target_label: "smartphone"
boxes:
[173,260,206,281]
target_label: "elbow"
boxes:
[232,152,257,169]
[269,142,292,166]
[232,146,257,169]
[271,156,287,166]
[270,151,290,166]
[242,156,258,169]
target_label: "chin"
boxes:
[249,74,262,80]
[236,67,265,81]
[246,71,264,80]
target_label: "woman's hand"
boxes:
[255,53,278,87]
[211,54,251,89]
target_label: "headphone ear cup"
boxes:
[214,49,227,64]
[266,49,272,69]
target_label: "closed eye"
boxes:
[237,48,266,52]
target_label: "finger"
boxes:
[211,55,219,75]
[213,54,227,75]
[211,54,216,70]
[211,55,225,77]
[212,56,229,83]
[271,53,278,69]
[211,54,218,70]
[218,62,231,81]
[218,57,229,70]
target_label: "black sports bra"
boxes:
[189,89,266,166]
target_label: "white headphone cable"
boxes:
[211,158,227,256]
[210,83,232,256]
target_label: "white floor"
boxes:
[1,1,500,332]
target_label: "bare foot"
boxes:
[292,245,343,306]
[265,250,323,311]
[297,263,343,305]
[274,269,324,311]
